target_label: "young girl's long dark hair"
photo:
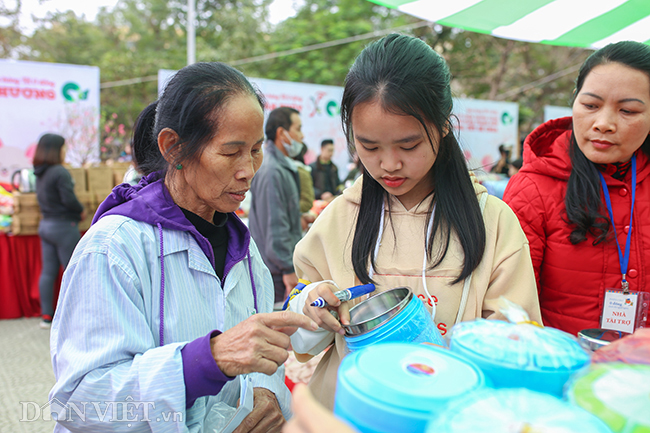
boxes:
[342,34,485,285]
[566,41,650,245]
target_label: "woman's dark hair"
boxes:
[33,133,65,166]
[131,101,159,175]
[341,33,486,285]
[140,62,265,175]
[566,40,650,244]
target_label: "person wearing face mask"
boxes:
[249,107,305,306]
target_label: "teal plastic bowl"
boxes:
[449,320,590,397]
[334,343,486,433]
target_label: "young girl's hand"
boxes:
[303,282,351,336]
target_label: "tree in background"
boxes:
[239,0,412,85]
[3,0,590,157]
[0,0,24,59]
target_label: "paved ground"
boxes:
[0,317,56,433]
[0,318,321,433]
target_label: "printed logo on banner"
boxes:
[308,91,340,118]
[501,111,514,125]
[62,82,89,102]
[325,100,339,117]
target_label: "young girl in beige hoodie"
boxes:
[288,34,542,410]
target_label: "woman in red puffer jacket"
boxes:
[504,41,650,336]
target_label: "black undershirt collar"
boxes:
[180,208,229,281]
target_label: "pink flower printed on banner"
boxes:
[25,144,37,160]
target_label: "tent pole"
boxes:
[187,0,196,65]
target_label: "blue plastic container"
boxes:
[334,343,486,433]
[344,289,446,351]
[425,387,614,433]
[449,320,590,397]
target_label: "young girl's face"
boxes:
[352,101,439,209]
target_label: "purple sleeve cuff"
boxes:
[181,330,235,408]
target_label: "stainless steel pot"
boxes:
[577,328,629,352]
[343,287,412,336]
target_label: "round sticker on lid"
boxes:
[406,362,436,376]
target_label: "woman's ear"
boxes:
[158,128,179,164]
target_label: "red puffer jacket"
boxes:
[504,117,650,336]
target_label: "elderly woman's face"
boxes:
[573,62,650,164]
[181,94,264,217]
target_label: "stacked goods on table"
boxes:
[331,297,649,433]
[9,165,130,235]
[77,165,114,232]
[11,191,40,235]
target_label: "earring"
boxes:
[176,164,182,170]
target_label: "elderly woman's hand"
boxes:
[232,387,285,433]
[302,282,351,336]
[210,311,317,377]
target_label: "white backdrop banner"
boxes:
[159,70,520,179]
[453,98,520,173]
[249,77,347,174]
[0,60,100,185]
[544,105,573,122]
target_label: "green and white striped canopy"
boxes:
[370,0,650,49]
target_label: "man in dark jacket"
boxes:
[249,107,303,306]
[310,139,341,201]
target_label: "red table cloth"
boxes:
[0,233,61,319]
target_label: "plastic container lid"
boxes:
[567,363,650,432]
[334,343,486,433]
[426,387,614,432]
[450,320,590,371]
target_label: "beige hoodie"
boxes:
[291,174,541,410]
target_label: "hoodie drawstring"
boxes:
[247,254,259,313]
[158,223,165,346]
[372,194,489,325]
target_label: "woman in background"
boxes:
[33,133,85,329]
[504,41,650,335]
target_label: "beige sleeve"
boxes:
[480,197,543,325]
[482,243,543,324]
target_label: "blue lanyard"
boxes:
[598,154,637,293]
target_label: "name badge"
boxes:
[601,289,649,334]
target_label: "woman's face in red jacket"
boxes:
[573,62,650,164]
